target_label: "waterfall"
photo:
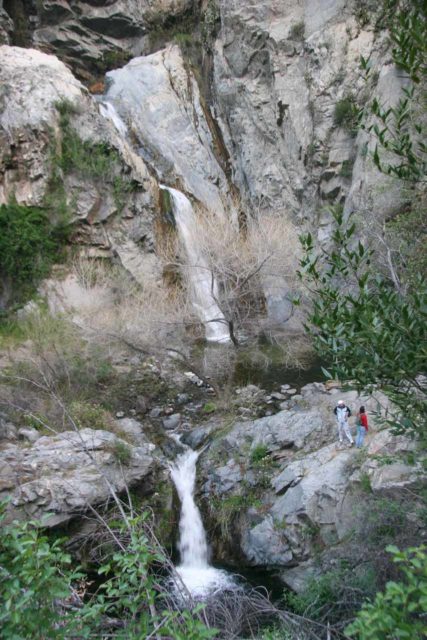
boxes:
[98,100,128,138]
[170,449,209,568]
[161,186,231,344]
[170,448,235,597]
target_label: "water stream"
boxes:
[170,448,235,597]
[98,99,129,138]
[161,186,231,344]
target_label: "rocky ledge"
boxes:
[197,382,426,591]
[0,427,157,526]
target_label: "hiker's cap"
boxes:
[338,400,345,405]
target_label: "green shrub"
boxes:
[0,202,70,305]
[0,505,216,639]
[69,400,113,431]
[360,472,373,493]
[363,497,408,543]
[285,563,377,624]
[111,440,132,466]
[202,401,217,414]
[334,96,359,132]
[289,21,305,40]
[250,443,269,464]
[346,545,427,639]
[0,504,87,639]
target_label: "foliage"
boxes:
[250,443,270,465]
[346,545,427,639]
[210,491,262,543]
[384,202,427,291]
[298,206,427,438]
[0,201,70,306]
[359,0,426,182]
[360,496,410,546]
[359,472,373,493]
[289,21,305,41]
[69,400,114,431]
[286,563,377,626]
[202,401,217,414]
[334,95,359,133]
[110,440,132,466]
[0,503,88,639]
[0,505,216,639]
[53,100,135,212]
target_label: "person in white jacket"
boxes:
[333,400,354,446]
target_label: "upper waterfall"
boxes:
[98,100,128,138]
[162,186,230,343]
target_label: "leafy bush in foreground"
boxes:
[346,545,427,640]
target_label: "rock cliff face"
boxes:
[1,0,406,245]
[2,0,195,80]
[0,45,160,288]
[212,0,405,231]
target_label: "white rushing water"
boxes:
[170,449,235,597]
[98,100,129,138]
[161,186,231,344]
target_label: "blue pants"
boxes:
[356,426,367,448]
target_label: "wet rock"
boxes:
[180,422,218,449]
[242,515,293,566]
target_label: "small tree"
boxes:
[346,545,427,640]
[298,206,427,438]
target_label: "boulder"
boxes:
[0,428,156,526]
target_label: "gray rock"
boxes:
[0,428,155,525]
[162,413,181,430]
[271,392,286,401]
[0,45,159,306]
[180,423,217,449]
[0,416,17,440]
[149,407,162,418]
[210,459,242,494]
[18,428,41,444]
[32,0,194,80]
[242,515,293,566]
[176,393,190,405]
[114,417,145,444]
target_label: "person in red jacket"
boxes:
[355,406,369,448]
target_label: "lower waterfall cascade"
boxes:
[170,448,236,597]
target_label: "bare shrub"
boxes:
[71,257,197,352]
[183,208,302,340]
